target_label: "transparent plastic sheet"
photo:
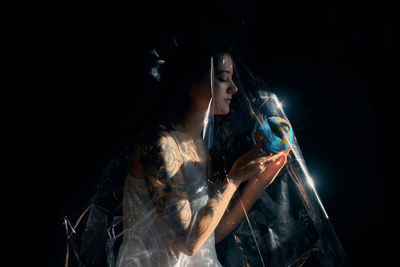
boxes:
[63,45,349,267]
[213,93,349,267]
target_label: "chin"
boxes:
[211,103,230,115]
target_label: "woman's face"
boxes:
[212,54,238,115]
[190,54,238,115]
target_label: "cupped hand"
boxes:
[228,143,270,185]
[228,144,289,188]
[248,147,290,189]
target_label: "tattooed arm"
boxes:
[140,131,191,238]
[140,131,241,256]
[140,131,278,255]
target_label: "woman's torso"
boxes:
[116,128,222,267]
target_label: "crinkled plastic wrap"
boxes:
[214,93,348,267]
[63,47,349,267]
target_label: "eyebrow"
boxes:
[215,70,231,74]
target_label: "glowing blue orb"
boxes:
[253,116,294,153]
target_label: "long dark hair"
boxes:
[149,38,237,130]
[139,36,267,182]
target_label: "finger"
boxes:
[275,153,288,166]
[262,152,285,163]
[283,146,291,155]
[261,150,273,157]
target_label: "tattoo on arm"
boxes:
[141,132,191,235]
[198,179,229,220]
[139,131,234,247]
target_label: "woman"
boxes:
[116,41,289,266]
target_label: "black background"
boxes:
[4,1,394,266]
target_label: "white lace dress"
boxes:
[116,131,222,267]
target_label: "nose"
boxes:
[227,81,238,94]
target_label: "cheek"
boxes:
[212,82,225,99]
[212,92,224,107]
[211,85,230,114]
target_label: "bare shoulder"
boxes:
[136,127,184,179]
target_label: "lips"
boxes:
[224,98,231,103]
